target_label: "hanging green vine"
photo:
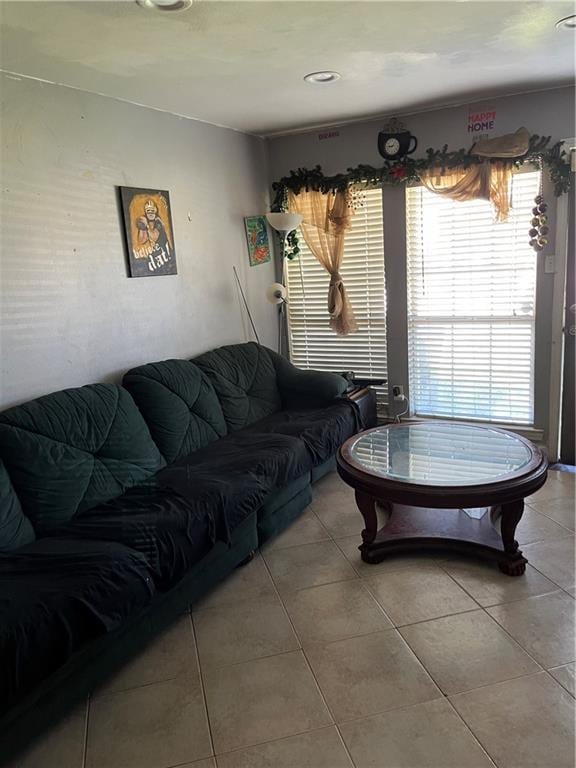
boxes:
[270,134,571,231]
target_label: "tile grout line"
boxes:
[332,725,358,768]
[261,511,396,632]
[542,667,576,699]
[272,576,453,732]
[188,611,216,761]
[258,546,346,734]
[395,619,549,702]
[446,669,574,768]
[434,545,574,608]
[81,694,90,768]
[509,554,574,593]
[478,602,568,671]
[264,569,395,628]
[524,499,575,533]
[435,556,509,611]
[271,572,357,594]
[339,695,500,768]
[391,606,483,631]
[441,698,500,768]
[200,646,303,673]
[396,597,548,683]
[90,668,199,700]
[435,550,570,606]
[211,723,353,762]
[200,538,362,760]
[517,557,575,594]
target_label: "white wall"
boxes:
[0,75,277,409]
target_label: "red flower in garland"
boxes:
[390,165,407,181]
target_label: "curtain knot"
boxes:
[329,271,343,287]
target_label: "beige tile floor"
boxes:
[12,469,576,768]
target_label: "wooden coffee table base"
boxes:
[356,492,528,576]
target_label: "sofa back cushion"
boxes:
[0,384,165,535]
[0,459,35,551]
[123,359,227,463]
[192,343,282,431]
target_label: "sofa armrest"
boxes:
[269,350,348,405]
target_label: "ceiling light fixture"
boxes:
[136,0,193,11]
[556,14,576,29]
[303,71,341,84]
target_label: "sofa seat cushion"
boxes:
[123,359,227,464]
[159,429,313,534]
[54,431,311,590]
[193,343,282,432]
[0,384,166,535]
[0,538,155,715]
[55,484,222,590]
[243,401,360,467]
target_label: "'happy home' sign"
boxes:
[467,109,497,140]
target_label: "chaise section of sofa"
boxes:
[0,537,156,716]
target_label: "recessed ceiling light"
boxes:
[556,14,576,30]
[136,0,193,11]
[303,71,341,84]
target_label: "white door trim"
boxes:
[547,138,575,461]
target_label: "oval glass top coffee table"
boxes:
[337,422,548,576]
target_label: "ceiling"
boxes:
[1,0,574,135]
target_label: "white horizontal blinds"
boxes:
[406,170,540,425]
[286,187,388,413]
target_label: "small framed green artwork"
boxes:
[244,216,271,266]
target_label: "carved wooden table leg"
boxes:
[499,499,528,576]
[355,490,378,561]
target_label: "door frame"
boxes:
[547,137,575,461]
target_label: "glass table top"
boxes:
[347,423,534,486]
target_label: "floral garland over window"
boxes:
[271,133,571,260]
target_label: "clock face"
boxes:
[385,138,400,155]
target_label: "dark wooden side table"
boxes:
[337,422,548,576]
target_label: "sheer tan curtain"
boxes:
[419,160,512,221]
[288,188,358,335]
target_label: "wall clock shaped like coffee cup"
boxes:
[378,118,418,160]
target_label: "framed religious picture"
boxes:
[244,215,271,266]
[120,187,177,277]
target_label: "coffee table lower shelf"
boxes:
[358,501,527,576]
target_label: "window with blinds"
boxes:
[286,187,387,414]
[406,170,540,425]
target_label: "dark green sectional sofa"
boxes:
[0,342,367,763]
